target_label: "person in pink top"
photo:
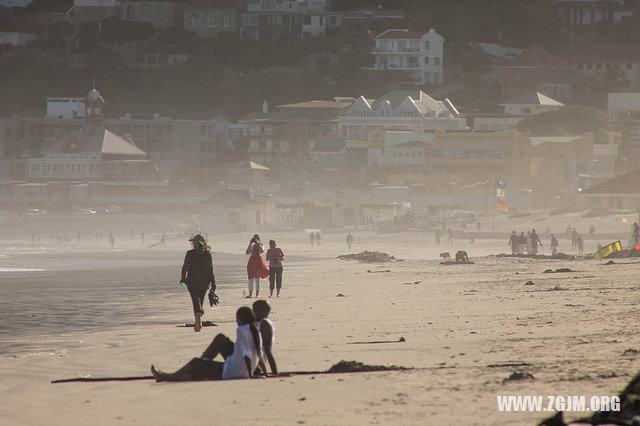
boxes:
[265,239,285,298]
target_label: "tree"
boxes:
[518,106,610,136]
[596,63,630,94]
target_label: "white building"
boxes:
[46,97,87,119]
[366,28,444,85]
[339,90,467,146]
[571,44,640,89]
[499,91,564,115]
[608,92,640,117]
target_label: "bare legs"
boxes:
[194,312,202,332]
[248,278,260,298]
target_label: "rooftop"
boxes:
[44,127,146,157]
[500,91,564,106]
[581,168,640,195]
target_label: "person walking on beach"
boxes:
[309,231,315,246]
[315,230,321,246]
[140,231,145,245]
[525,231,532,255]
[160,234,166,248]
[577,233,584,254]
[550,233,558,255]
[530,229,542,255]
[346,232,354,251]
[181,234,216,332]
[508,231,518,255]
[151,306,266,381]
[571,228,578,250]
[435,229,441,245]
[633,222,640,245]
[246,235,269,298]
[517,232,527,255]
[447,228,453,244]
[265,240,284,298]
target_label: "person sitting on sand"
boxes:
[181,234,216,332]
[455,250,469,263]
[151,307,267,382]
[253,300,277,375]
[246,235,269,298]
[265,240,284,298]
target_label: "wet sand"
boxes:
[1,213,640,425]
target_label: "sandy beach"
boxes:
[1,211,640,425]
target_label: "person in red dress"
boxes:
[245,234,269,298]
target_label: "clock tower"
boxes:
[83,81,105,129]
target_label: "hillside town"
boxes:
[1,0,639,232]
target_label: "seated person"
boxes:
[151,307,267,381]
[455,250,469,263]
[253,300,277,375]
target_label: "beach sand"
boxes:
[1,211,640,425]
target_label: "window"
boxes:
[424,56,430,65]
[126,5,136,19]
[434,57,440,66]
[205,14,214,27]
[319,16,324,25]
[223,14,230,27]
[331,16,336,24]
[191,14,200,27]
[576,62,583,70]
[595,62,602,70]
[304,16,311,25]
[586,63,592,70]
[140,4,150,19]
[424,40,429,49]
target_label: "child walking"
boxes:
[246,234,269,298]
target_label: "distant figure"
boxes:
[435,229,441,245]
[571,228,578,250]
[589,225,595,235]
[544,226,550,237]
[130,229,134,239]
[309,232,315,246]
[455,250,469,263]
[550,233,558,255]
[508,231,518,255]
[517,232,527,255]
[160,234,166,248]
[246,235,269,298]
[141,231,145,244]
[596,242,603,252]
[447,228,453,244]
[346,232,354,251]
[181,234,215,332]
[530,229,542,255]
[577,233,584,254]
[634,222,640,245]
[476,222,481,231]
[109,235,115,248]
[315,231,321,246]
[77,231,81,243]
[265,240,284,298]
[31,232,35,245]
[566,225,572,235]
[526,231,532,255]
[462,220,467,231]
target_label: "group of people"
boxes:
[246,235,285,299]
[508,229,543,255]
[151,300,277,382]
[309,230,322,246]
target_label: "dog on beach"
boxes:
[439,252,451,259]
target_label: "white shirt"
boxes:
[222,324,262,380]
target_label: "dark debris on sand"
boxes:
[337,251,399,263]
[327,360,408,373]
[503,371,535,383]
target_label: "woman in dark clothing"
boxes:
[181,234,215,332]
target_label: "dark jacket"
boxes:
[181,249,215,291]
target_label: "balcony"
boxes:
[371,48,419,54]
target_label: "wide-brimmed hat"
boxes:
[189,234,206,243]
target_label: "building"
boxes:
[365,29,444,85]
[571,44,640,89]
[338,90,467,152]
[239,99,351,166]
[120,0,184,28]
[578,167,640,210]
[240,0,335,43]
[0,0,33,7]
[0,16,41,46]
[69,0,120,23]
[498,47,573,101]
[199,189,275,232]
[608,92,640,117]
[592,143,619,184]
[556,0,625,30]
[618,111,640,173]
[382,130,433,170]
[339,8,404,37]
[529,134,595,207]
[182,0,244,38]
[499,91,565,116]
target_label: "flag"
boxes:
[496,198,509,212]
[593,241,623,259]
[496,179,507,198]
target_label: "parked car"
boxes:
[23,208,47,216]
[105,205,122,214]
[70,207,97,215]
